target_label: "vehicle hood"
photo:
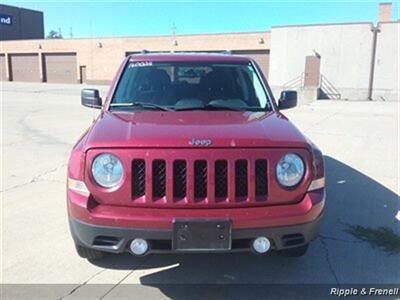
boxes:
[83,111,310,150]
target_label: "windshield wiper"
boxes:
[174,104,243,111]
[204,103,244,111]
[110,102,172,111]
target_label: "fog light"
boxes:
[252,237,271,254]
[130,238,149,256]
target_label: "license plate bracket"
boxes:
[172,219,231,251]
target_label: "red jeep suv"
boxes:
[67,53,325,260]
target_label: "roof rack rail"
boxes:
[140,49,150,54]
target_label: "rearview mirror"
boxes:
[81,89,102,109]
[278,90,297,110]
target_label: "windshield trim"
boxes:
[106,59,275,112]
[248,60,276,112]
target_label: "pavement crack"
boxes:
[1,163,67,193]
[304,111,340,133]
[58,268,107,300]
[319,234,363,244]
[319,237,340,285]
[99,257,151,300]
[17,109,70,146]
[30,163,67,181]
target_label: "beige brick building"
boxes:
[0,31,270,84]
[0,2,398,101]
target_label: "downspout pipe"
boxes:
[368,24,380,100]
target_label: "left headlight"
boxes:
[91,153,123,188]
[276,153,305,187]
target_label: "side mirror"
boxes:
[81,89,102,109]
[278,90,297,109]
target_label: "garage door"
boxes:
[43,53,77,83]
[10,54,40,82]
[232,50,270,79]
[0,54,6,81]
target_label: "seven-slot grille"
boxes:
[132,159,268,205]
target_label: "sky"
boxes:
[3,1,399,38]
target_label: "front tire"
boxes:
[278,244,309,257]
[75,244,106,260]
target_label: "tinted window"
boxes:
[111,61,271,111]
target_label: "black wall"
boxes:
[0,4,44,41]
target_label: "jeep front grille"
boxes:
[131,158,268,207]
[255,159,268,197]
[194,160,207,199]
[173,160,186,199]
[215,160,228,199]
[152,160,166,198]
[235,160,248,199]
[132,159,146,198]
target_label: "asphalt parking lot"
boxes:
[1,82,399,299]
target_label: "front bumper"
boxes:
[68,188,325,229]
[68,189,325,253]
[70,212,323,253]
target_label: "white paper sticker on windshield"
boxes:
[128,61,153,68]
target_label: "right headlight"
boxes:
[91,153,123,188]
[276,153,305,187]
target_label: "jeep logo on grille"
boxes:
[189,138,212,146]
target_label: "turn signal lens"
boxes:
[308,177,325,191]
[67,178,90,196]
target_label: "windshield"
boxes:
[110,61,272,111]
